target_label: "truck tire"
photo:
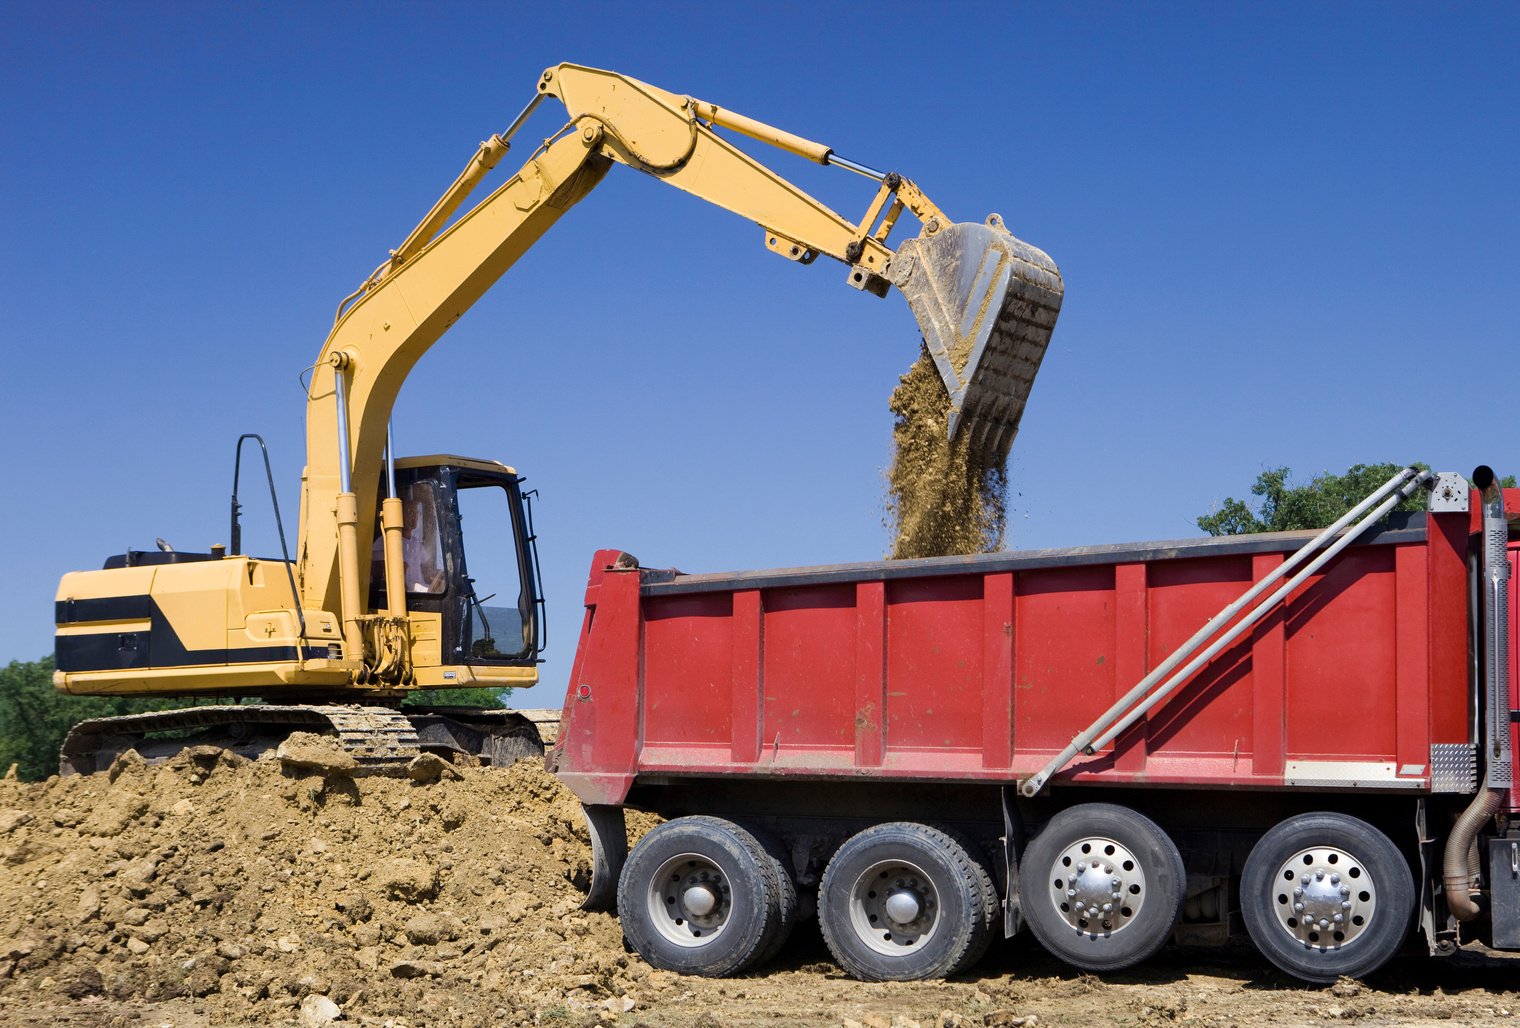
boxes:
[818,822,996,981]
[617,816,788,977]
[1240,812,1413,983]
[1020,803,1185,972]
[743,825,800,965]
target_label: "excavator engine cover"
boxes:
[890,216,1063,462]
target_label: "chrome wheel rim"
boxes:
[1270,846,1376,949]
[1047,835,1147,936]
[847,858,940,956]
[646,852,732,948]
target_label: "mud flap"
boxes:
[891,215,1063,462]
[580,803,627,911]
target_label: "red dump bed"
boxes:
[553,508,1479,807]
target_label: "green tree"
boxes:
[0,656,223,781]
[1198,463,1514,535]
[401,687,510,709]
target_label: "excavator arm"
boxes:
[297,62,1064,671]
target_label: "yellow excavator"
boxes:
[50,63,1064,774]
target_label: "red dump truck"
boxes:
[548,467,1518,984]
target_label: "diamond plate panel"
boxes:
[1431,743,1478,793]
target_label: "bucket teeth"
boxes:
[890,217,1063,465]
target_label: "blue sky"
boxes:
[3,3,1515,704]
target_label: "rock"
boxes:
[126,937,150,955]
[63,967,103,999]
[334,893,372,923]
[389,959,442,979]
[171,799,195,816]
[81,792,149,836]
[122,907,151,927]
[75,887,101,923]
[216,942,245,961]
[938,1013,968,1028]
[277,935,302,953]
[378,858,438,902]
[406,753,463,784]
[106,749,146,783]
[300,993,343,1025]
[984,1015,1036,1028]
[1331,978,1364,999]
[2,939,35,960]
[0,809,32,834]
[403,911,463,945]
[501,890,544,922]
[277,734,358,775]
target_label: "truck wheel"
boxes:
[743,825,800,965]
[1241,812,1413,983]
[1020,803,1185,972]
[818,822,996,981]
[617,816,787,977]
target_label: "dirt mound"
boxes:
[886,349,1007,560]
[0,747,665,1026]
[2,750,1518,1027]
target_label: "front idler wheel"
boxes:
[818,822,996,981]
[1240,812,1413,983]
[1020,803,1185,972]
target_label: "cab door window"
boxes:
[455,480,533,660]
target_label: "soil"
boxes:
[886,349,1007,560]
[0,748,1516,1028]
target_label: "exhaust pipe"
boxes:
[1444,465,1510,922]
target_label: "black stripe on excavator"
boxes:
[55,595,154,625]
[55,594,299,672]
[1511,710,1520,723]
[55,634,299,673]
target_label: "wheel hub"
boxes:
[1270,846,1376,949]
[1047,836,1146,935]
[847,860,939,955]
[647,853,732,948]
[883,888,923,925]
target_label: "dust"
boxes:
[887,348,1008,560]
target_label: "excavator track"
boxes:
[59,704,423,777]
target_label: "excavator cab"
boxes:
[374,457,543,676]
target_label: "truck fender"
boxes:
[1001,785,1025,937]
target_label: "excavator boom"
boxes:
[300,62,1064,631]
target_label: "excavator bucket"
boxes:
[890,215,1064,462]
